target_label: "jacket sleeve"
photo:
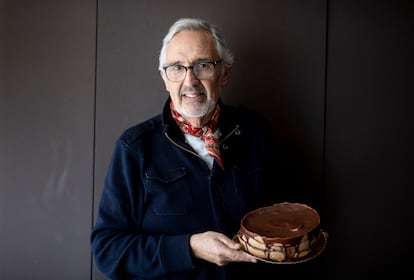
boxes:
[90,139,194,279]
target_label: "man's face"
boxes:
[161,30,230,122]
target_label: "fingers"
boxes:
[215,234,240,250]
[214,234,257,264]
[225,244,257,263]
[190,231,257,265]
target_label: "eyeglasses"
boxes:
[163,60,222,82]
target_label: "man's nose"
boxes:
[183,68,200,86]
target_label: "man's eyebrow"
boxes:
[165,60,182,66]
[193,58,214,63]
[166,58,213,66]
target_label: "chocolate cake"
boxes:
[237,202,325,262]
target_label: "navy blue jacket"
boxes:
[91,98,278,279]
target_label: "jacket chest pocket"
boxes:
[145,167,193,215]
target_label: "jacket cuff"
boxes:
[161,234,194,273]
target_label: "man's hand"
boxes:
[189,231,257,266]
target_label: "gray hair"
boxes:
[158,18,234,71]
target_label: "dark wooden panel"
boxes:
[0,0,96,278]
[325,0,414,278]
[94,0,326,279]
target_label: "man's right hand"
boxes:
[189,231,257,266]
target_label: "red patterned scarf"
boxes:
[170,100,224,169]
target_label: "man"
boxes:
[91,18,277,279]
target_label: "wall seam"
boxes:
[90,0,99,279]
[322,0,330,215]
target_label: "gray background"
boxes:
[1,0,413,279]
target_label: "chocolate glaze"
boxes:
[240,202,320,243]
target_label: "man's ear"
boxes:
[221,66,231,86]
[160,70,169,91]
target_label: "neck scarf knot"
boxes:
[170,101,224,169]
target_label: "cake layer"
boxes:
[237,228,323,262]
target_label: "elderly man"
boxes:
[91,18,276,280]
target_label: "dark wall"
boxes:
[1,0,96,279]
[324,0,414,277]
[1,0,413,279]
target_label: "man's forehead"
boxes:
[166,30,218,63]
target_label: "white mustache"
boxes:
[180,86,206,95]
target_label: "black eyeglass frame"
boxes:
[162,59,223,82]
